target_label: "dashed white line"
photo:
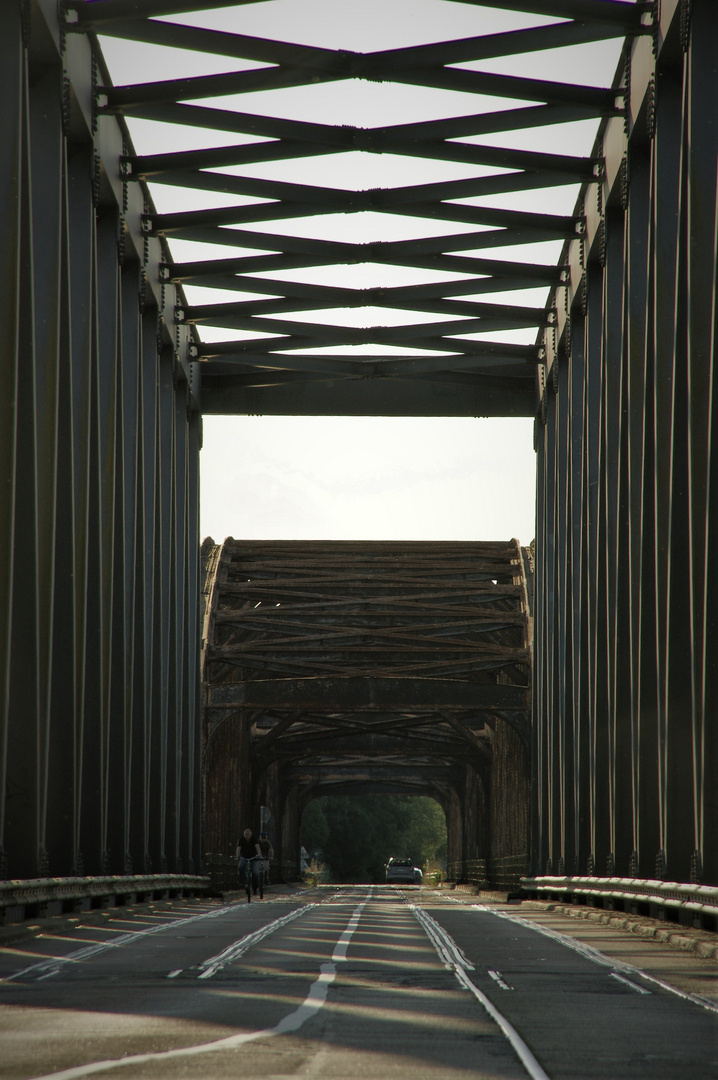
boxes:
[488,969,513,990]
[442,898,718,1015]
[478,905,718,1012]
[3,900,253,983]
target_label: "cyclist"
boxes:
[236,828,262,895]
[258,831,274,885]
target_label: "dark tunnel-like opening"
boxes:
[300,792,447,884]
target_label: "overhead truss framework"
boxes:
[65,0,650,417]
[201,539,533,859]
[203,538,532,757]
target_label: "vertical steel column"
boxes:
[535,0,718,887]
[683,1,718,884]
[0,1,202,881]
[2,10,39,878]
[582,259,604,875]
[622,144,651,876]
[649,61,683,880]
[553,341,570,873]
[0,5,24,880]
[568,303,586,875]
[660,34,696,881]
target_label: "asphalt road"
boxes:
[0,886,715,1079]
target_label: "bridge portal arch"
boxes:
[201,538,533,886]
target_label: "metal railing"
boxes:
[445,855,529,891]
[520,876,718,932]
[0,875,210,926]
[446,860,488,888]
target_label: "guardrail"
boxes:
[520,876,718,932]
[0,874,211,926]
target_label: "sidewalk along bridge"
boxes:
[1,1,716,898]
[201,539,533,884]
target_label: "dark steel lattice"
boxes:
[67,0,647,417]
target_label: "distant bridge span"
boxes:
[201,539,533,882]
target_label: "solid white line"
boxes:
[333,892,371,961]
[609,972,651,995]
[411,903,549,1080]
[25,899,368,1080]
[454,966,551,1080]
[409,904,474,970]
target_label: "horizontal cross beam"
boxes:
[207,677,529,710]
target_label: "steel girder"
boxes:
[0,0,202,879]
[61,0,650,417]
[201,539,532,874]
[11,0,714,893]
[534,0,718,887]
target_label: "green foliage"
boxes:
[301,794,446,883]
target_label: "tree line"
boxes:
[301,794,447,883]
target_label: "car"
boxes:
[385,858,417,884]
[413,867,423,884]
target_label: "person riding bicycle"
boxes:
[236,828,262,895]
[258,831,274,885]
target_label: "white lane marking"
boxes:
[453,901,718,1016]
[197,904,315,979]
[3,900,252,983]
[488,969,513,990]
[167,970,182,979]
[409,904,474,970]
[25,899,368,1080]
[610,972,651,995]
[332,892,370,961]
[454,965,551,1080]
[411,903,550,1080]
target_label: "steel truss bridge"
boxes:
[1,0,716,894]
[201,539,532,881]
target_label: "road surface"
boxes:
[0,885,716,1079]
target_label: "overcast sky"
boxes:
[199,414,537,543]
[100,1,627,548]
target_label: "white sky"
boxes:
[199,414,537,542]
[99,0,629,547]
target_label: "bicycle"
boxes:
[241,855,263,902]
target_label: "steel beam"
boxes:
[535,0,718,886]
[0,0,202,880]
